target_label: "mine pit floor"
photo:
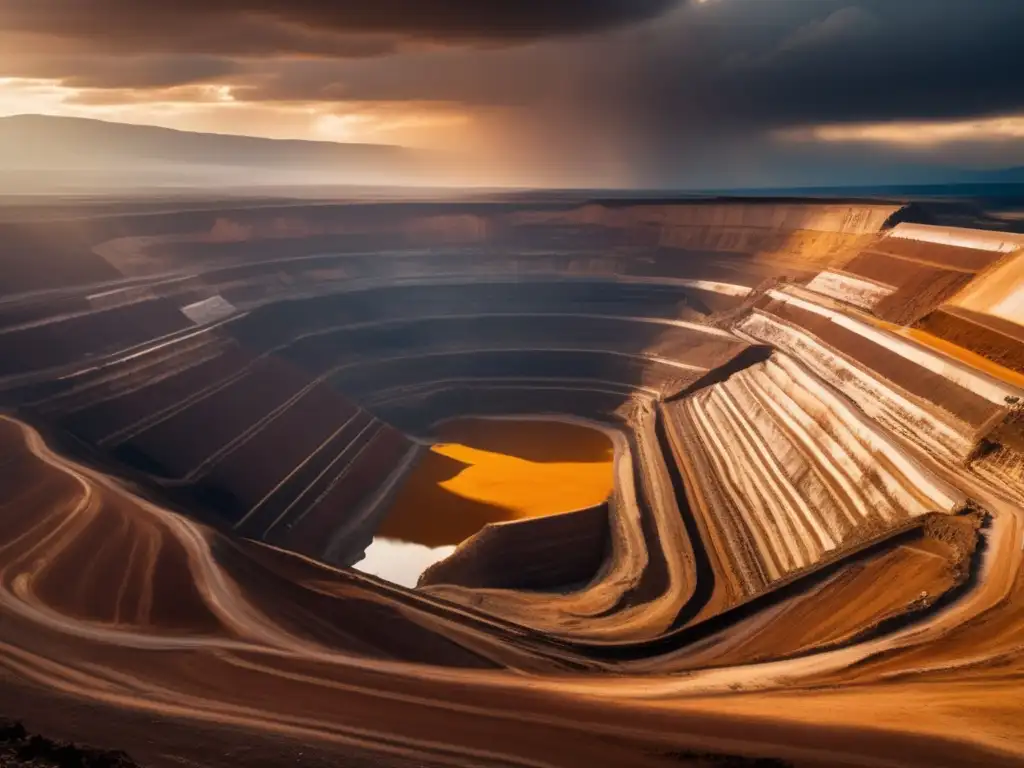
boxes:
[376,417,615,548]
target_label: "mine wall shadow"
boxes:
[14,403,987,675]
[653,410,715,627]
[665,345,774,403]
[645,510,990,668]
[7,409,248,535]
[420,502,610,592]
[427,417,614,465]
[609,425,672,609]
[578,523,930,662]
[822,510,990,656]
[382,386,635,435]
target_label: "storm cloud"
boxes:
[0,0,681,53]
[2,0,1024,187]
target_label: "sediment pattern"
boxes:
[665,352,963,603]
[0,197,1023,767]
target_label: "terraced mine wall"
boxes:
[0,199,902,565]
[4,196,1024,766]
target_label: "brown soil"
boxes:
[870,238,1003,272]
[419,503,609,590]
[874,269,976,325]
[842,250,949,286]
[680,512,980,669]
[887,324,1024,390]
[4,201,1024,768]
[916,307,1024,374]
[838,241,999,324]
[0,373,1021,768]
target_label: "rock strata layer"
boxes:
[0,197,1022,767]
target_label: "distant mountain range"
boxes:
[2,114,1023,195]
[0,114,431,191]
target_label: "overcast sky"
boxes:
[1,0,1022,187]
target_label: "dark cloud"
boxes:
[9,0,1021,126]
[3,0,1024,186]
[0,1,681,54]
[515,0,1024,183]
[229,2,1024,126]
[0,54,241,90]
[702,0,1024,127]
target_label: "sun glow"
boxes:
[0,76,475,149]
[779,113,1024,147]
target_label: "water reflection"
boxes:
[356,418,614,586]
[354,538,456,588]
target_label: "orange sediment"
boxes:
[890,324,1024,390]
[848,304,1024,390]
[376,418,614,548]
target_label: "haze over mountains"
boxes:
[0,114,432,191]
[1,114,1023,195]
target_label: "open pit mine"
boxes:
[1,197,1024,767]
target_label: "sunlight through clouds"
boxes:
[778,114,1024,148]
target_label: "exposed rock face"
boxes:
[3,199,890,565]
[418,502,610,591]
[664,352,964,604]
[0,196,1023,767]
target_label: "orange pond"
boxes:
[376,418,615,548]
